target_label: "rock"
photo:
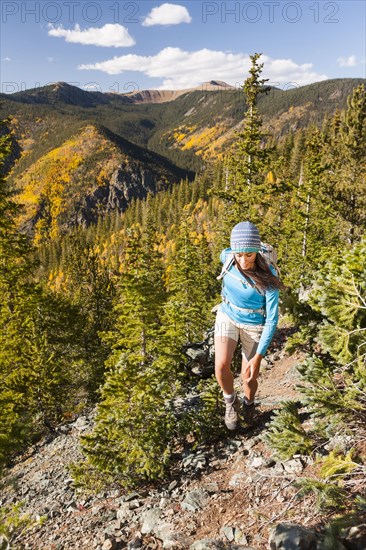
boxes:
[325,434,354,453]
[128,500,142,510]
[282,458,304,474]
[222,526,235,542]
[243,437,260,451]
[182,489,209,512]
[71,416,90,431]
[184,333,216,378]
[116,503,134,521]
[191,365,215,378]
[155,522,188,549]
[127,536,143,549]
[122,492,141,502]
[140,508,161,535]
[234,529,249,545]
[159,497,170,508]
[248,456,267,469]
[269,522,319,549]
[59,425,72,434]
[168,480,178,491]
[190,540,224,550]
[269,462,285,476]
[185,347,209,363]
[102,537,117,550]
[230,439,243,450]
[229,472,247,487]
[342,523,366,549]
[202,482,220,494]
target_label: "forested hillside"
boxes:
[1,55,366,548]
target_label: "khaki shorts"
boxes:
[215,309,264,361]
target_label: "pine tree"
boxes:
[163,205,216,349]
[218,53,272,228]
[77,223,180,486]
[280,128,339,288]
[308,237,366,367]
[325,84,366,243]
[61,237,116,394]
[78,351,176,486]
[104,223,167,366]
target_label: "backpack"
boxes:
[217,242,280,293]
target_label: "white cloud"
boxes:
[47,57,54,63]
[78,48,327,89]
[142,3,192,26]
[3,57,11,62]
[48,23,135,48]
[336,55,358,67]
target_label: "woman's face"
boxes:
[235,252,257,271]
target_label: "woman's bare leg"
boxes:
[214,336,237,394]
[241,355,258,401]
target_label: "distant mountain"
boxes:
[2,81,114,108]
[1,77,364,240]
[124,81,235,104]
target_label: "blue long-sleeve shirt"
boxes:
[219,248,279,356]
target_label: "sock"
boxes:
[223,391,236,402]
[243,396,254,407]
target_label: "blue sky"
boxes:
[1,1,365,93]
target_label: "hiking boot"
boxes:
[224,394,240,430]
[243,401,256,428]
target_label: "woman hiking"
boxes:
[214,221,285,430]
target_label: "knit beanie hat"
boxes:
[230,221,261,253]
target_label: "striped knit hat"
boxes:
[230,221,261,253]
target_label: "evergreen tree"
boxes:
[308,236,366,366]
[77,223,179,486]
[280,128,339,288]
[77,351,176,486]
[325,84,366,242]
[163,205,216,349]
[61,237,116,394]
[217,53,272,227]
[104,223,166,366]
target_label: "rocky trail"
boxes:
[1,342,363,550]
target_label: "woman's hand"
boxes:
[243,353,263,383]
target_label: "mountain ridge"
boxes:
[2,77,364,240]
[1,80,237,106]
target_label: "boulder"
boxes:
[182,489,209,512]
[140,508,161,535]
[269,523,319,549]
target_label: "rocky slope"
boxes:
[2,336,365,550]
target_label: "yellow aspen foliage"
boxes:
[15,125,126,243]
[266,170,275,183]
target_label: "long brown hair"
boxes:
[235,253,285,293]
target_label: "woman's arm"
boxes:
[256,287,279,357]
